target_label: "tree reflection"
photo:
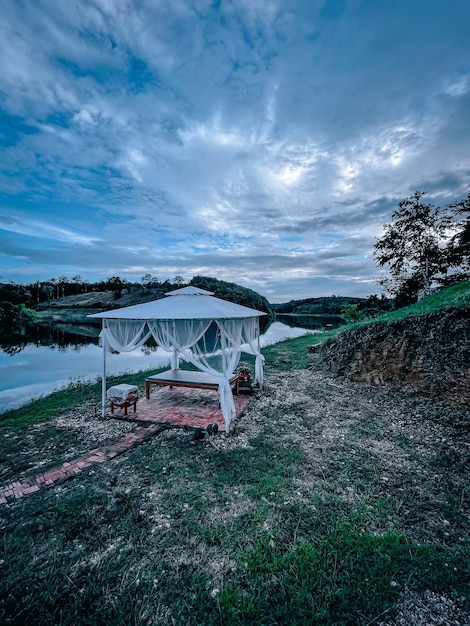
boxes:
[0,322,101,355]
[275,314,345,330]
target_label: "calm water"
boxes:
[0,320,322,413]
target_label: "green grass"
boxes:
[367,281,470,324]
[2,436,468,625]
[297,280,470,343]
[217,524,463,625]
[259,282,470,369]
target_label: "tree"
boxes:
[72,275,84,295]
[446,192,470,278]
[374,192,451,300]
[106,276,125,299]
[173,275,185,286]
[142,274,159,290]
[57,276,69,298]
[49,278,58,300]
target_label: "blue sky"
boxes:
[1,0,469,302]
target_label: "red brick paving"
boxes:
[0,387,253,505]
[117,386,252,430]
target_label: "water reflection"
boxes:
[0,316,340,412]
[0,315,341,355]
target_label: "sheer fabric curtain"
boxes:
[148,318,250,432]
[101,319,151,352]
[148,319,236,431]
[98,319,152,417]
[239,318,265,388]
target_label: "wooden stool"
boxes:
[107,384,139,416]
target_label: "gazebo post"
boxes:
[218,326,232,434]
[101,320,107,417]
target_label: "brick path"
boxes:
[0,386,253,505]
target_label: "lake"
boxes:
[0,316,343,413]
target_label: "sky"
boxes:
[1,1,469,303]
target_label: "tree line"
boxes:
[0,274,187,307]
[272,294,393,318]
[0,275,272,334]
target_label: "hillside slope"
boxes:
[318,283,470,408]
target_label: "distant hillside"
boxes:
[189,276,272,315]
[272,294,392,317]
[32,277,272,324]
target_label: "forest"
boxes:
[0,275,272,335]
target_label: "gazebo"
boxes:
[88,286,266,432]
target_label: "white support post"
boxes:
[101,320,107,417]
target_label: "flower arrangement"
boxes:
[236,362,252,380]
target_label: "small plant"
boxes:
[343,304,364,321]
[236,362,252,379]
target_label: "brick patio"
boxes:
[0,386,253,505]
[115,385,252,430]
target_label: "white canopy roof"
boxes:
[89,286,266,321]
[88,286,266,433]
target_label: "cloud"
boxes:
[0,214,100,246]
[0,0,469,299]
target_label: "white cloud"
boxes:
[0,0,469,299]
[0,214,100,246]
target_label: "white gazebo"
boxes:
[88,286,266,432]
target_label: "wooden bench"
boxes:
[145,369,239,400]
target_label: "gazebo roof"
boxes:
[88,286,266,321]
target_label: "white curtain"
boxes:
[148,319,237,431]
[148,319,211,354]
[239,318,265,388]
[101,319,151,352]
[98,319,152,417]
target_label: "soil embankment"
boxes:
[317,306,470,410]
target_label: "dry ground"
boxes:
[0,351,469,625]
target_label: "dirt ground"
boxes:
[1,352,469,625]
[319,305,470,409]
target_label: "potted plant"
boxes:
[236,362,252,381]
[236,362,253,394]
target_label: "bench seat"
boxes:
[145,369,239,399]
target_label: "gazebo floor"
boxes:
[110,386,253,431]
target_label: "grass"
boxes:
[1,423,468,625]
[367,281,470,323]
[260,282,470,368]
[0,284,469,624]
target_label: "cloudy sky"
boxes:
[1,0,469,302]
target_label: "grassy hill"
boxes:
[361,281,470,325]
